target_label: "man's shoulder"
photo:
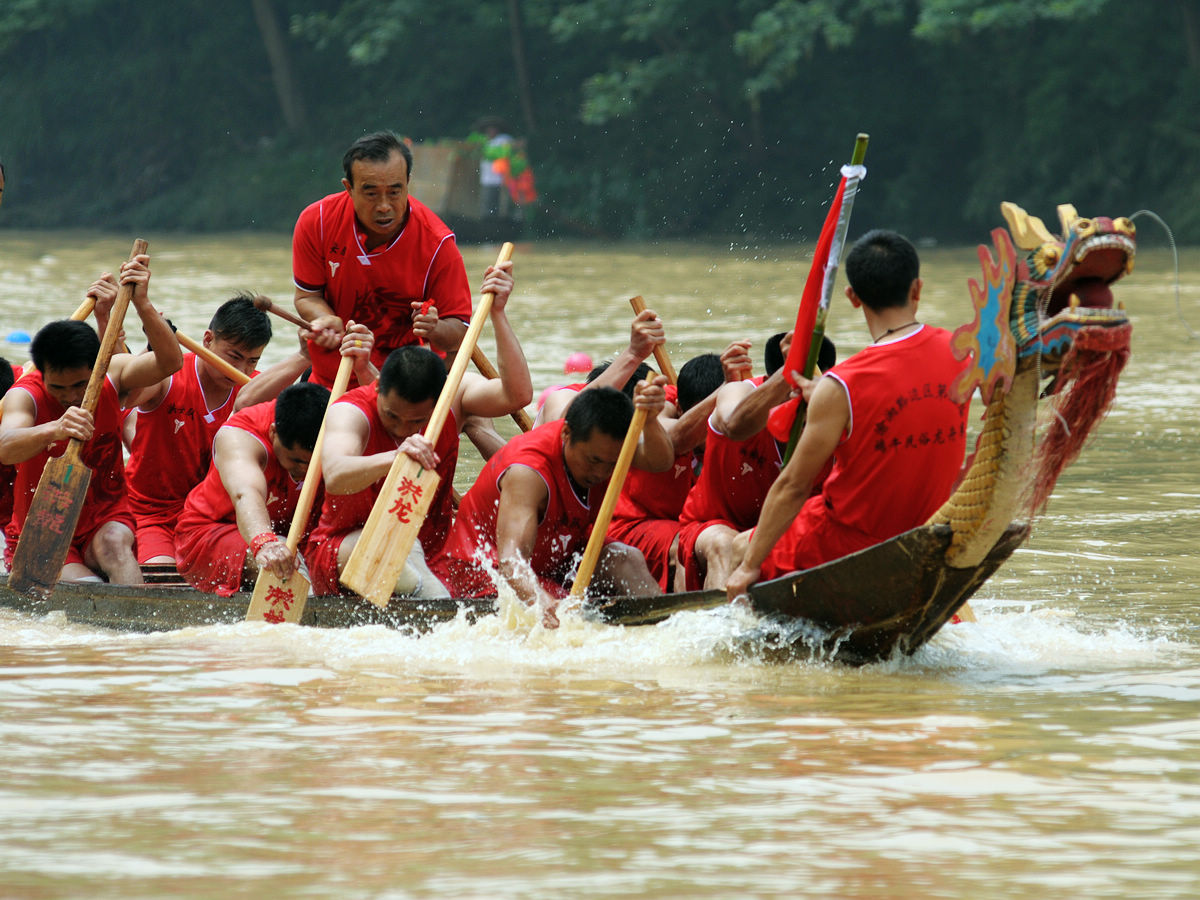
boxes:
[224,398,276,434]
[296,191,352,229]
[405,196,456,242]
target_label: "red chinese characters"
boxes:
[388,476,424,524]
[263,584,294,625]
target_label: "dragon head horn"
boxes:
[1056,204,1080,236]
[1001,201,1056,250]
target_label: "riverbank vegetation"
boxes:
[1,1,1196,242]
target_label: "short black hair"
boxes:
[342,131,413,183]
[844,229,920,310]
[565,386,633,444]
[209,293,272,349]
[30,320,100,374]
[765,333,837,376]
[274,382,330,451]
[676,353,723,413]
[378,345,447,403]
[765,333,787,376]
[0,357,15,394]
[585,361,652,399]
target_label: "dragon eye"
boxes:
[1114,217,1136,236]
[1074,218,1095,236]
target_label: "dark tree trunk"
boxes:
[506,0,537,133]
[251,0,306,133]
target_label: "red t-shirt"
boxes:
[304,383,459,594]
[761,325,970,577]
[125,353,239,527]
[435,420,604,597]
[4,370,129,552]
[291,191,473,386]
[175,400,310,540]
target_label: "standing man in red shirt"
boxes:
[292,131,473,388]
[726,230,970,599]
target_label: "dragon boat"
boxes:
[0,202,1137,665]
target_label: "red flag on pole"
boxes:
[769,135,869,454]
[781,176,850,389]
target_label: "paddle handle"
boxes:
[70,297,96,321]
[424,243,515,443]
[470,345,533,432]
[570,405,649,598]
[175,331,251,385]
[628,296,677,385]
[283,354,354,552]
[77,240,146,418]
[253,294,310,331]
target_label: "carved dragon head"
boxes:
[1005,202,1136,363]
[951,202,1136,404]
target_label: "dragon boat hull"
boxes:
[0,522,1027,666]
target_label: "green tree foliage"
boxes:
[0,0,1196,242]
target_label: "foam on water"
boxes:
[3,588,1193,685]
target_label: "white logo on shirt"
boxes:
[173,419,186,434]
[674,463,686,478]
[266,491,281,507]
[329,261,340,278]
[740,462,753,476]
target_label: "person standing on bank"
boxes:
[291,131,473,389]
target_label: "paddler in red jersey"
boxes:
[174,383,330,595]
[434,381,673,627]
[292,131,473,389]
[605,343,760,593]
[0,256,183,583]
[122,296,273,565]
[308,259,531,599]
[726,230,970,600]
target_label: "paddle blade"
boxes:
[339,458,441,607]
[245,567,310,624]
[7,453,92,599]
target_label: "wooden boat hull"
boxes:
[0,522,1028,665]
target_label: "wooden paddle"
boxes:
[569,403,649,600]
[252,293,309,331]
[340,242,515,607]
[628,296,677,385]
[8,239,147,599]
[174,331,252,386]
[245,354,354,623]
[470,345,533,432]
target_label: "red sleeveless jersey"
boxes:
[305,383,459,593]
[679,411,782,532]
[292,192,473,386]
[176,400,308,535]
[820,325,969,537]
[612,385,692,521]
[436,420,603,597]
[761,325,970,578]
[0,363,25,529]
[125,353,239,525]
[4,369,129,547]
